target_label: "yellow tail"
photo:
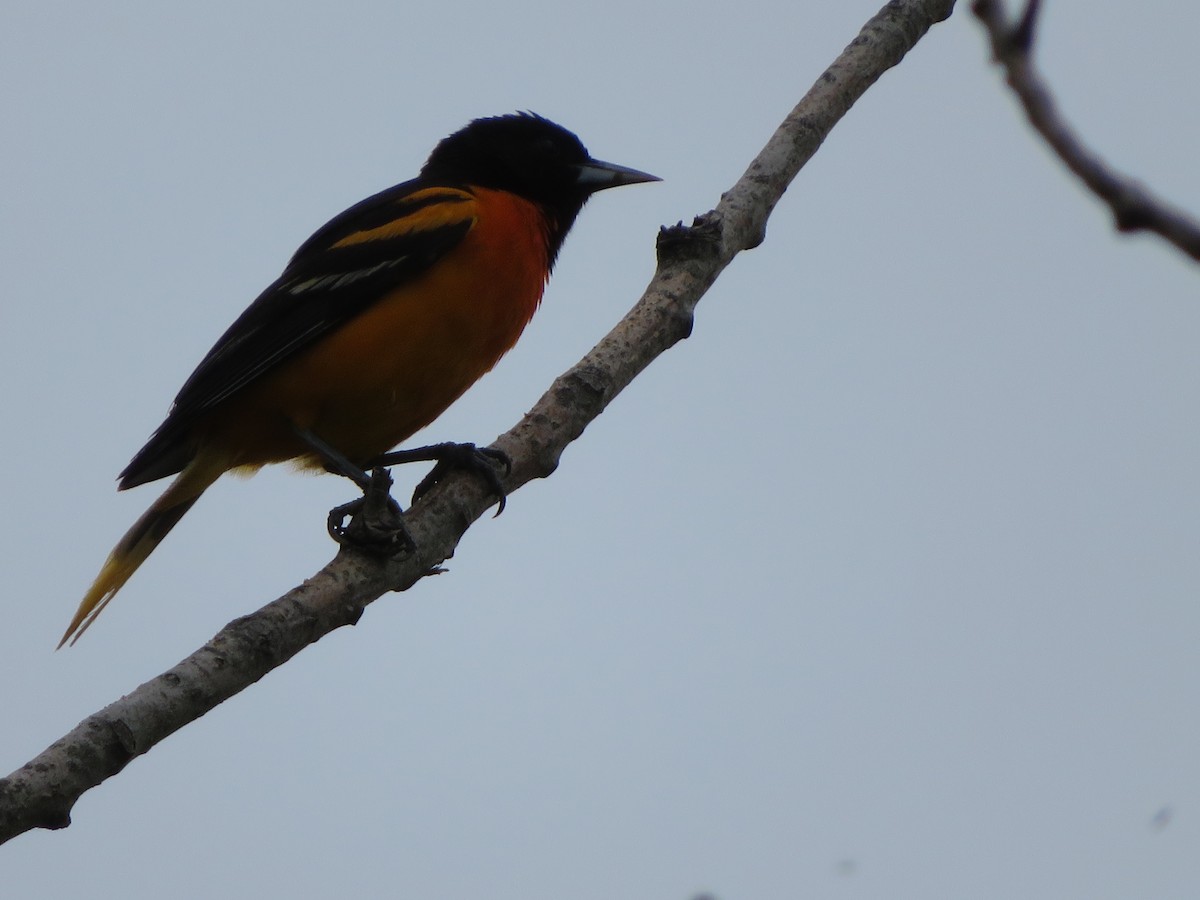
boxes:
[60,455,226,647]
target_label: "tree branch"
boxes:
[0,0,956,846]
[973,0,1200,260]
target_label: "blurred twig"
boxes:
[974,0,1200,261]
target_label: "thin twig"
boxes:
[973,0,1200,260]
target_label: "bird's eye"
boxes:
[533,137,559,159]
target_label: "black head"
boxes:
[421,113,658,241]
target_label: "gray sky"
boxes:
[4,1,1199,897]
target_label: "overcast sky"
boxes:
[3,2,1199,898]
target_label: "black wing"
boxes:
[119,181,476,488]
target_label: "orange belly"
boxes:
[199,188,549,470]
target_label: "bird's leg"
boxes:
[367,442,512,516]
[291,425,412,554]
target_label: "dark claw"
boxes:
[406,444,511,516]
[327,467,414,555]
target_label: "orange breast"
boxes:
[203,188,550,470]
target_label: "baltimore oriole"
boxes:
[61,113,658,646]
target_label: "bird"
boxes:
[60,112,658,647]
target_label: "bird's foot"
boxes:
[372,442,511,516]
[327,467,414,555]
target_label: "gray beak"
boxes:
[573,158,661,192]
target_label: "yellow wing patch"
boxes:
[331,188,478,248]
